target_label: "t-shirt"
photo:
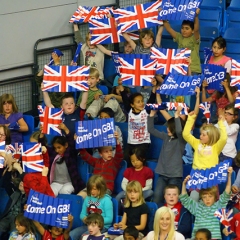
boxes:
[82,235,105,240]
[209,55,232,73]
[43,230,64,240]
[77,89,103,109]
[134,43,158,54]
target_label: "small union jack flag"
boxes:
[5,143,22,160]
[22,143,44,173]
[72,43,83,63]
[166,102,189,115]
[89,17,139,45]
[38,106,63,136]
[145,103,167,110]
[69,6,113,23]
[42,65,89,92]
[203,47,213,64]
[150,47,191,75]
[230,59,240,88]
[113,1,162,33]
[117,54,157,86]
[199,102,211,124]
[214,208,233,231]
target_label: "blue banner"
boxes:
[186,160,231,190]
[159,0,202,21]
[201,64,226,92]
[157,73,204,95]
[75,118,116,149]
[24,190,71,228]
[73,43,82,63]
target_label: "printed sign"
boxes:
[24,190,71,228]
[75,118,116,149]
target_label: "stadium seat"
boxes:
[223,28,240,59]
[0,187,9,215]
[22,115,35,142]
[224,8,240,32]
[218,170,236,194]
[201,0,225,12]
[161,25,178,49]
[58,194,83,229]
[146,160,158,191]
[111,197,119,224]
[77,155,91,185]
[183,164,192,180]
[227,0,240,9]
[235,132,240,151]
[98,84,108,95]
[146,201,158,231]
[113,160,127,195]
[115,122,128,150]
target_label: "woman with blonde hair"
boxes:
[145,206,185,240]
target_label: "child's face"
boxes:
[100,112,110,119]
[127,190,140,204]
[50,227,64,237]
[159,212,171,232]
[15,221,26,236]
[87,223,101,236]
[61,97,75,115]
[124,43,133,54]
[200,131,209,145]
[53,142,68,156]
[181,25,193,38]
[3,101,13,115]
[0,126,6,142]
[224,108,236,124]
[124,233,136,240]
[195,232,208,240]
[99,146,113,161]
[164,188,179,207]
[141,34,154,48]
[130,154,143,170]
[202,193,215,207]
[212,41,225,58]
[91,186,100,198]
[88,76,99,88]
[131,96,144,113]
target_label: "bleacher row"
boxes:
[161,0,240,62]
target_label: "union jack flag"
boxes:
[113,1,162,33]
[234,96,240,109]
[150,47,191,75]
[42,65,89,92]
[5,143,22,160]
[38,106,63,136]
[89,17,139,45]
[230,59,240,88]
[166,102,189,115]
[0,141,5,152]
[118,54,157,86]
[214,208,233,231]
[203,47,213,64]
[145,103,167,110]
[199,102,211,124]
[22,143,44,173]
[69,6,113,23]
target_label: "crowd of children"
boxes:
[1,2,240,240]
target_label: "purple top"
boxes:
[0,112,23,144]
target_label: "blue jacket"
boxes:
[177,205,192,239]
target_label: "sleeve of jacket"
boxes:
[177,207,192,237]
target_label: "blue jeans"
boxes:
[153,175,182,206]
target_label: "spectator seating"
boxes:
[58,193,84,229]
[98,84,108,95]
[111,197,119,224]
[22,115,35,142]
[113,160,127,195]
[161,26,178,50]
[0,187,9,215]
[77,155,91,185]
[146,160,158,191]
[223,28,240,59]
[146,201,158,231]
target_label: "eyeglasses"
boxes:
[0,133,6,137]
[225,112,234,116]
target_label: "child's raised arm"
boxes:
[33,220,45,236]
[194,86,200,115]
[193,8,200,40]
[201,80,213,103]
[181,175,190,195]
[225,167,233,194]
[155,25,164,47]
[41,83,54,108]
[63,214,74,240]
[163,20,177,39]
[122,32,136,51]
[222,79,236,104]
[97,44,112,56]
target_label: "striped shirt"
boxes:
[134,42,158,54]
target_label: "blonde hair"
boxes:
[124,181,145,208]
[0,93,18,114]
[153,207,175,240]
[200,124,220,146]
[199,186,218,202]
[87,175,107,198]
[89,67,100,79]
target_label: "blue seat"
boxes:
[146,160,158,191]
[228,0,240,9]
[22,115,35,142]
[57,194,84,229]
[201,0,225,12]
[146,201,158,231]
[161,24,179,49]
[98,84,108,95]
[0,187,9,215]
[236,132,240,151]
[111,197,119,224]
[224,9,240,32]
[183,164,192,180]
[115,122,128,150]
[77,155,91,185]
[114,160,127,194]
[223,28,240,59]
[219,170,236,194]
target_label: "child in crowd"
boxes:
[0,124,11,144]
[215,104,239,165]
[163,185,192,239]
[123,226,139,240]
[22,131,54,197]
[222,212,240,239]
[208,36,232,74]
[147,106,186,205]
[42,91,88,134]
[73,24,105,80]
[180,167,233,239]
[9,213,36,240]
[144,206,185,240]
[82,213,105,240]
[35,49,65,108]
[195,228,212,240]
[70,175,113,240]
[39,124,84,196]
[77,68,103,111]
[112,181,149,239]
[78,131,123,197]
[33,214,73,240]
[163,9,201,75]
[0,93,28,144]
[115,147,153,203]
